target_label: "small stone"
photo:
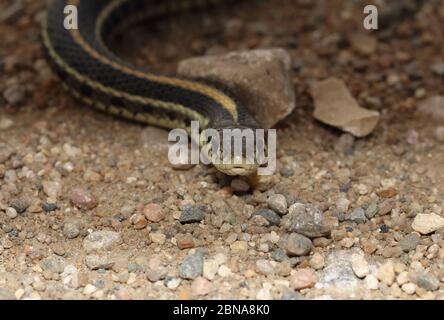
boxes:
[69,186,98,210]
[143,203,166,222]
[398,233,420,252]
[365,202,379,219]
[285,233,313,257]
[63,221,80,239]
[178,48,295,128]
[42,181,63,200]
[431,63,444,76]
[176,234,195,250]
[283,203,331,238]
[336,197,351,213]
[85,255,114,270]
[231,179,250,192]
[42,203,58,213]
[179,205,205,224]
[179,252,204,280]
[413,272,440,291]
[203,259,220,281]
[378,200,394,216]
[290,269,317,290]
[255,259,275,276]
[166,278,182,290]
[256,288,272,300]
[0,118,14,130]
[401,283,416,295]
[191,277,213,296]
[334,134,355,155]
[130,214,148,230]
[377,261,395,286]
[83,169,102,182]
[3,85,25,106]
[230,241,248,253]
[83,230,121,253]
[309,252,325,270]
[412,213,444,234]
[149,232,166,245]
[311,78,380,137]
[349,207,367,224]
[377,187,398,198]
[9,198,28,214]
[5,207,18,219]
[83,284,97,295]
[252,209,281,226]
[351,254,369,278]
[267,194,288,215]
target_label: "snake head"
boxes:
[200,126,267,176]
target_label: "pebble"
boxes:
[9,198,28,214]
[435,126,444,141]
[349,33,378,55]
[179,48,295,128]
[230,241,248,253]
[69,186,98,210]
[398,233,420,252]
[143,203,166,222]
[412,213,444,234]
[0,118,14,130]
[42,181,63,200]
[290,269,317,290]
[218,265,233,278]
[309,252,325,270]
[191,277,213,296]
[412,272,440,291]
[349,207,367,224]
[149,232,166,245]
[267,194,288,215]
[431,63,444,76]
[401,283,416,295]
[85,255,114,270]
[179,205,205,224]
[40,256,66,274]
[334,134,355,155]
[179,252,204,280]
[42,203,58,213]
[252,209,281,226]
[63,221,80,239]
[130,214,148,230]
[166,278,182,290]
[311,78,380,137]
[365,202,379,219]
[377,261,395,286]
[350,254,369,278]
[318,250,360,289]
[5,207,18,219]
[176,234,195,250]
[285,233,313,257]
[255,259,276,276]
[3,85,25,106]
[83,230,121,253]
[336,197,351,213]
[283,203,331,238]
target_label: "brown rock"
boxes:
[69,186,98,210]
[178,48,295,128]
[290,268,317,290]
[143,203,166,222]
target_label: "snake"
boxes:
[42,0,264,176]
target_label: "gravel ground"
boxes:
[1,0,444,300]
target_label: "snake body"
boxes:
[42,0,261,175]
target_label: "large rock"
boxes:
[178,48,295,128]
[311,78,380,137]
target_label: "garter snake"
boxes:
[42,0,263,176]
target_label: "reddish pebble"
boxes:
[290,268,317,290]
[176,235,195,250]
[69,186,98,210]
[143,203,166,222]
[191,277,213,296]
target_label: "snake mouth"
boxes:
[214,162,258,176]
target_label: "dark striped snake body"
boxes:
[42,0,263,176]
